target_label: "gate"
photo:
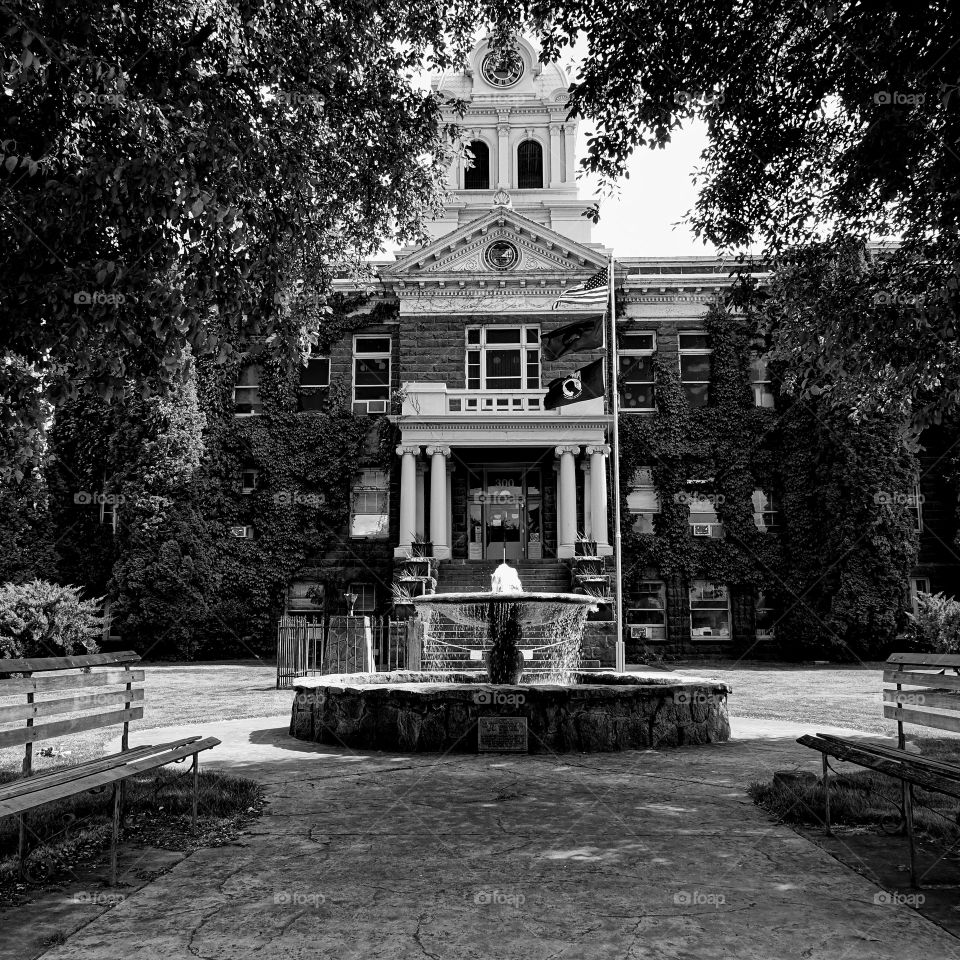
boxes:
[276,616,323,689]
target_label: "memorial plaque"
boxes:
[478,717,528,753]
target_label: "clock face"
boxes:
[481,52,524,88]
[485,240,519,271]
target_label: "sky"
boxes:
[577,120,712,257]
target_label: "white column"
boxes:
[581,462,592,540]
[555,445,580,558]
[415,462,425,539]
[549,123,562,188]
[395,445,419,557]
[497,118,510,188]
[427,446,451,560]
[563,123,576,183]
[587,444,612,555]
[446,465,453,555]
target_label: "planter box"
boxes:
[575,541,598,557]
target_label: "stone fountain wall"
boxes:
[290,672,730,753]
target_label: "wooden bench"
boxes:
[0,651,220,884]
[798,652,960,888]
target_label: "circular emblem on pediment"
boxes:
[481,52,524,87]
[484,240,519,271]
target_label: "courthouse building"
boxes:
[243,37,956,661]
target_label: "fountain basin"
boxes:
[290,671,731,753]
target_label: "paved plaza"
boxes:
[22,714,960,960]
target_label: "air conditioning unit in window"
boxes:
[365,400,388,414]
[692,523,713,537]
[629,625,648,640]
[229,525,254,540]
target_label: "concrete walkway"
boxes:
[42,713,960,959]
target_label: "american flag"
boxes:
[552,267,609,310]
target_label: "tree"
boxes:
[508,0,960,423]
[1,0,468,476]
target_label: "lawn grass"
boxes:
[669,659,896,735]
[0,660,292,773]
[749,737,960,840]
[0,766,264,891]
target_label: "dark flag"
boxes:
[541,315,604,361]
[543,358,606,410]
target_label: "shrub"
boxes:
[907,591,960,653]
[0,580,103,659]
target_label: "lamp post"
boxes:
[344,591,358,617]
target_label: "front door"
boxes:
[466,466,544,561]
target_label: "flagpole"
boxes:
[607,256,626,673]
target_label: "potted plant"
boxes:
[409,534,433,558]
[574,533,598,557]
[391,582,416,617]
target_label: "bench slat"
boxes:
[882,704,960,733]
[0,737,203,802]
[0,651,141,676]
[882,669,960,691]
[881,689,960,713]
[0,707,144,749]
[0,688,145,724]
[0,670,145,694]
[814,733,960,778]
[797,734,960,799]
[887,653,960,668]
[0,738,221,818]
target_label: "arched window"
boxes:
[463,140,490,190]
[517,140,543,189]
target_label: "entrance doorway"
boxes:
[466,466,544,561]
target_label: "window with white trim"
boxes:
[350,468,389,539]
[627,581,667,642]
[686,489,724,538]
[750,355,775,408]
[353,336,392,404]
[241,467,259,495]
[287,581,323,618]
[234,364,262,415]
[619,331,656,411]
[909,577,930,617]
[465,325,540,391]
[299,352,330,412]
[689,580,731,639]
[627,466,659,534]
[908,482,924,533]
[348,582,377,614]
[751,489,779,532]
[755,589,777,638]
[679,332,712,407]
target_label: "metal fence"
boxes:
[277,615,411,688]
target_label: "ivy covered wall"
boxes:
[617,303,923,660]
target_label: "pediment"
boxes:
[383,208,608,281]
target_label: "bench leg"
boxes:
[192,753,199,829]
[903,779,919,889]
[110,782,121,887]
[822,753,832,836]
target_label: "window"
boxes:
[689,581,730,638]
[679,332,712,407]
[353,336,392,404]
[619,331,656,411]
[299,353,330,412]
[752,489,778,532]
[465,326,540,391]
[241,468,259,495]
[350,468,389,538]
[348,582,377,615]
[755,589,777,638]
[627,581,667,642]
[234,364,262,415]
[627,467,659,534]
[908,482,924,533]
[464,140,490,190]
[910,577,930,617]
[750,355,775,408]
[99,481,118,534]
[517,139,543,189]
[287,581,323,617]
[687,490,724,538]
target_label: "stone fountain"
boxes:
[290,562,730,753]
